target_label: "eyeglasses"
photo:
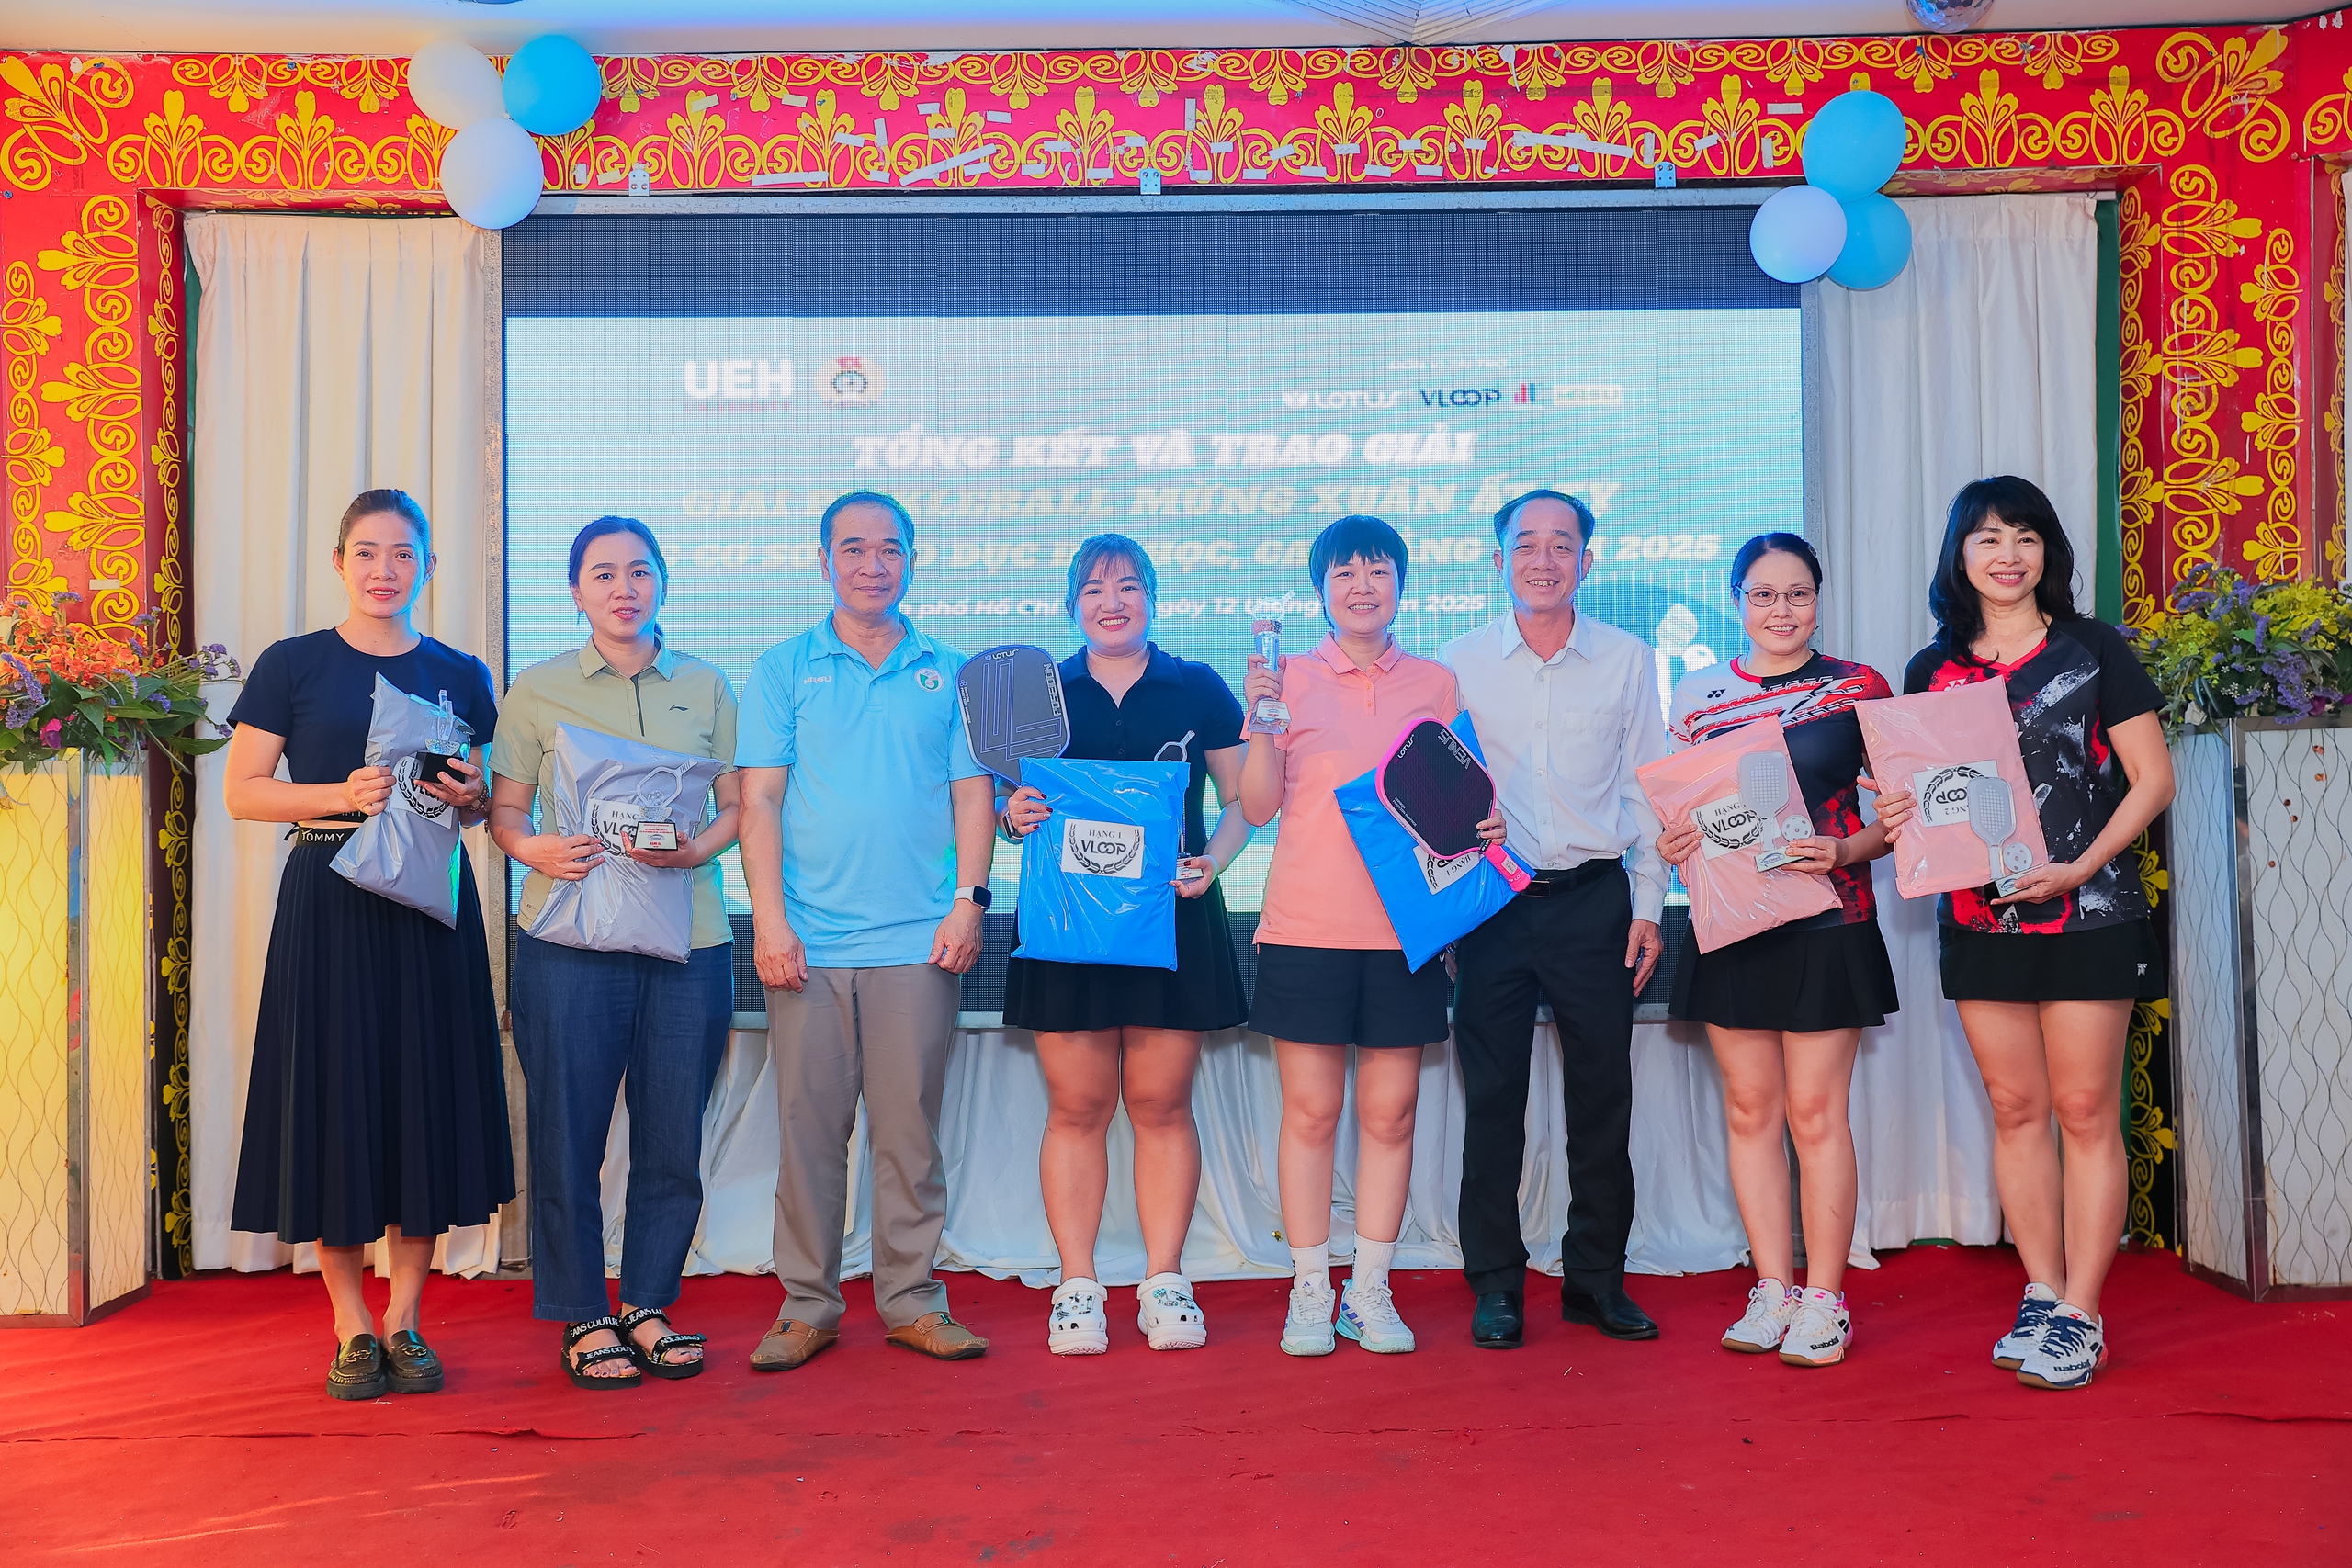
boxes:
[1741,587,1816,609]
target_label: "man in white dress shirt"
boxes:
[1441,489,1671,1350]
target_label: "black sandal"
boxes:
[560,1316,643,1391]
[617,1306,707,1381]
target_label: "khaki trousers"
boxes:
[766,964,959,1330]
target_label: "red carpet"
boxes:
[5,1246,2344,1564]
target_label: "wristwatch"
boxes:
[956,884,993,909]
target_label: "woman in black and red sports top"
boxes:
[1871,476,2173,1394]
[1657,533,1898,1371]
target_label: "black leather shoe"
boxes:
[326,1333,388,1401]
[1471,1291,1524,1348]
[1561,1284,1659,1341]
[383,1329,445,1393]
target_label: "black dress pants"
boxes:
[1453,864,1636,1297]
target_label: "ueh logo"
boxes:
[1061,817,1144,879]
[683,359,791,400]
[820,356,885,408]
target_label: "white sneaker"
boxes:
[1335,1279,1417,1354]
[2017,1303,2107,1391]
[1993,1282,2060,1370]
[1779,1287,1852,1367]
[1136,1272,1207,1351]
[1280,1277,1337,1357]
[1047,1277,1108,1356]
[1722,1279,1797,1352]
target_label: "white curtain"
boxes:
[606,1017,1745,1290]
[1807,192,2101,1252]
[186,214,502,1277]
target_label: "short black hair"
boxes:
[1929,475,2082,658]
[1730,531,1821,592]
[1307,514,1409,613]
[820,490,914,550]
[1492,488,1598,547]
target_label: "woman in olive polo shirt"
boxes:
[489,516,742,1390]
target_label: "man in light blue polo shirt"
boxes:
[736,491,998,1371]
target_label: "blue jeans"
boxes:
[512,935,732,1323]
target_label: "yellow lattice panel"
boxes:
[85,763,150,1310]
[0,764,72,1318]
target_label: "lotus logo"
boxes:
[1060,817,1144,879]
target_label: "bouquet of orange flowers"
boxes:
[0,591,240,774]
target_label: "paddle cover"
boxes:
[1012,757,1184,971]
[1339,712,1533,973]
[957,644,1069,784]
[1854,679,2048,899]
[1635,714,1840,953]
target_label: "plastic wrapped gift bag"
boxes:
[1012,757,1184,971]
[1855,678,2049,900]
[1636,714,1840,953]
[331,674,472,928]
[525,723,727,963]
[1337,711,1532,974]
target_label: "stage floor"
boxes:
[5,1245,2343,1564]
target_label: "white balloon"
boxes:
[408,39,506,131]
[1748,185,1849,284]
[440,117,544,230]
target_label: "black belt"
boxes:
[288,816,363,845]
[1514,858,1623,897]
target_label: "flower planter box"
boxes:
[0,751,153,1325]
[2169,716,2352,1299]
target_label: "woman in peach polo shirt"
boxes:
[1239,514,1503,1359]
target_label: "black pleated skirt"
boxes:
[1001,878,1249,1033]
[231,836,514,1247]
[1939,918,2166,1002]
[1668,915,1901,1033]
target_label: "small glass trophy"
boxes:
[1249,618,1289,735]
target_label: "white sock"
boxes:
[1289,1242,1329,1292]
[1352,1235,1396,1292]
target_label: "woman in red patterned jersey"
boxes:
[1657,532,1896,1370]
[1871,477,2173,1393]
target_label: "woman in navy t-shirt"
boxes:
[1873,476,2174,1394]
[220,489,511,1403]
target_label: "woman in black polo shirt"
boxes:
[1000,534,1254,1357]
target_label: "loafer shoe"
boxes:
[749,1316,840,1372]
[382,1329,445,1393]
[1472,1290,1525,1349]
[1562,1283,1659,1341]
[884,1311,989,1361]
[326,1333,388,1401]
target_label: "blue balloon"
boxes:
[502,35,602,137]
[1803,89,1905,201]
[1827,193,1913,290]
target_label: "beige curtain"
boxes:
[1806,193,2100,1252]
[186,214,505,1276]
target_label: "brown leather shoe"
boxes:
[748,1317,839,1372]
[883,1311,989,1361]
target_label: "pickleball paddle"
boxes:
[1374,718,1530,891]
[1740,750,1812,872]
[1966,773,2033,895]
[957,644,1070,784]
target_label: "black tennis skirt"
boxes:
[1001,877,1250,1033]
[1668,915,1900,1033]
[231,833,514,1247]
[1939,919,2166,1003]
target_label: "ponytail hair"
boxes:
[568,515,672,641]
[335,488,430,553]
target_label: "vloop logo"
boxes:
[1061,818,1144,879]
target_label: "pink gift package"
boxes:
[1636,716,1841,953]
[1853,678,2050,901]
